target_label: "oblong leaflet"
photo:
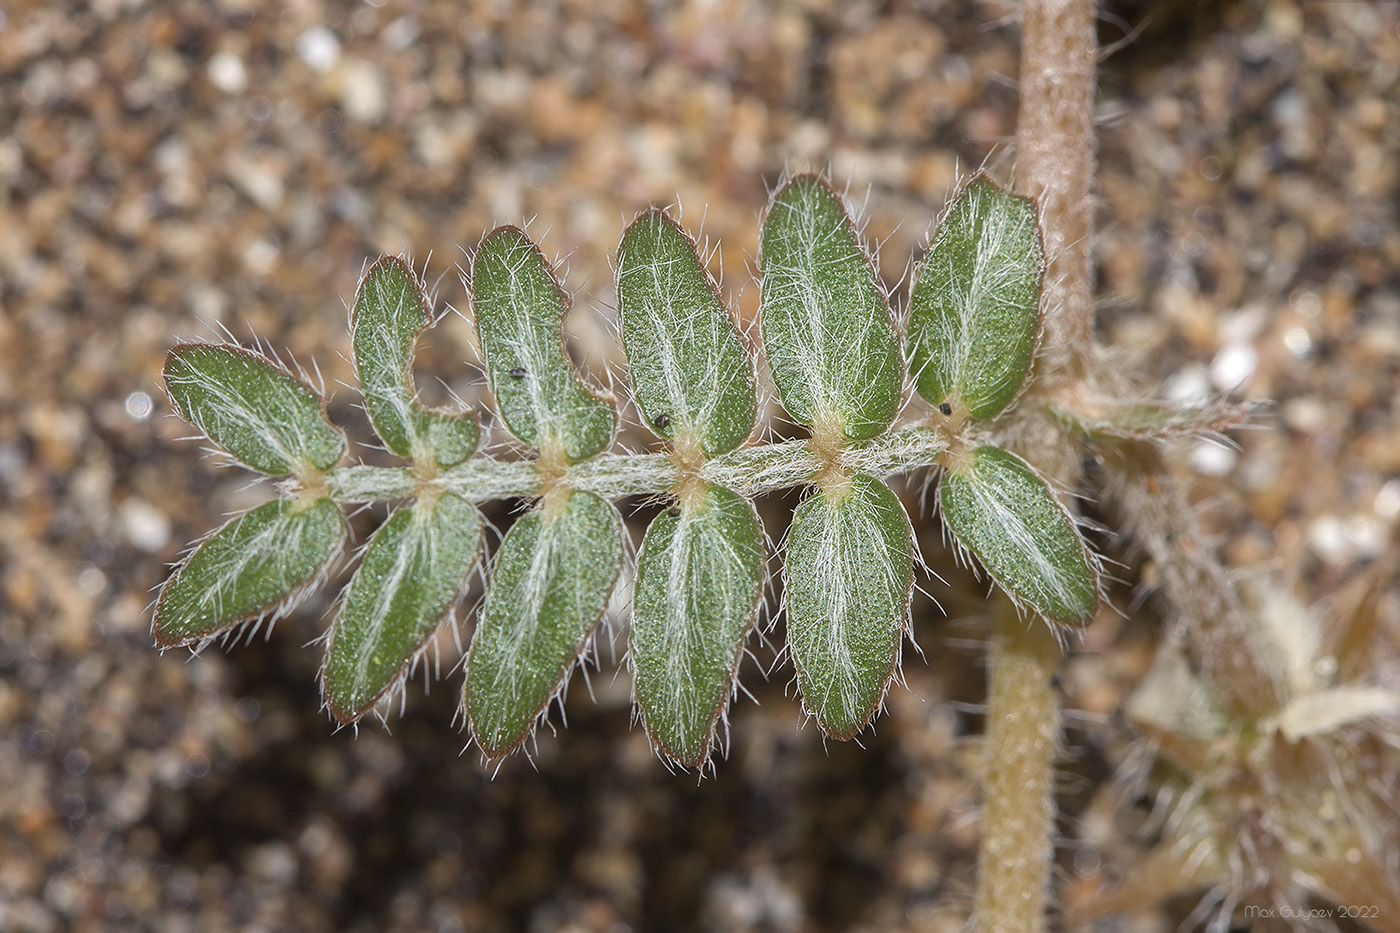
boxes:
[154,497,344,646]
[352,256,478,466]
[470,226,615,461]
[907,176,1043,420]
[464,490,624,757]
[758,175,902,440]
[616,210,756,456]
[939,445,1097,625]
[784,475,914,738]
[322,493,483,722]
[631,485,765,766]
[164,344,346,475]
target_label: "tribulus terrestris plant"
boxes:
[148,3,1400,928]
[155,171,1101,770]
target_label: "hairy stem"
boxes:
[322,425,948,505]
[970,2,1099,929]
[975,599,1060,933]
[1017,0,1097,386]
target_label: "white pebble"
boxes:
[1307,514,1348,562]
[339,59,387,123]
[120,498,171,553]
[1210,341,1257,392]
[1189,439,1237,477]
[381,16,421,51]
[1165,364,1212,405]
[207,51,247,94]
[1375,479,1400,522]
[296,26,342,73]
[1282,326,1312,357]
[1346,515,1386,559]
[1280,396,1328,434]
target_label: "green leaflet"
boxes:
[631,486,764,767]
[469,226,616,461]
[154,498,344,646]
[164,344,346,476]
[907,176,1043,420]
[464,490,623,757]
[616,210,756,456]
[352,256,478,467]
[759,175,903,441]
[939,445,1097,625]
[322,493,482,723]
[784,475,914,739]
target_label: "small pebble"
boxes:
[296,27,342,74]
[206,51,247,94]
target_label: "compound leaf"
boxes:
[631,485,764,767]
[352,256,478,467]
[154,497,344,646]
[784,474,914,738]
[939,445,1097,625]
[616,210,756,456]
[470,226,616,461]
[164,344,345,475]
[322,493,483,723]
[464,490,623,757]
[759,175,902,441]
[908,176,1043,420]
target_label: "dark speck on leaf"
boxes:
[939,402,953,416]
[653,413,671,430]
[667,506,681,517]
[508,366,526,379]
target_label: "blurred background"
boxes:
[2,1,1397,930]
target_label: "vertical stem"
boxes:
[972,5,1097,927]
[975,601,1061,933]
[1017,0,1097,384]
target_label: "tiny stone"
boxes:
[206,51,247,94]
[653,413,671,430]
[1307,514,1349,562]
[1189,439,1237,477]
[1374,479,1400,522]
[1210,341,1257,392]
[1165,365,1212,405]
[1282,326,1313,357]
[296,27,341,74]
[119,499,171,553]
[338,59,387,123]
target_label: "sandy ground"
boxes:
[1,1,1397,931]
